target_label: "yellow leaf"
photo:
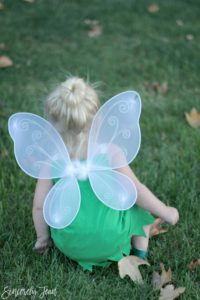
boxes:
[150,218,168,238]
[159,284,186,300]
[152,263,172,289]
[148,4,160,13]
[185,107,200,128]
[0,56,13,68]
[118,255,150,284]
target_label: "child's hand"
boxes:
[33,237,53,254]
[165,207,179,225]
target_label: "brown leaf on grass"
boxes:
[148,4,160,13]
[0,56,13,68]
[118,255,150,284]
[188,259,200,270]
[159,285,186,300]
[144,81,168,94]
[0,2,4,10]
[150,218,168,238]
[185,107,200,128]
[0,148,9,158]
[186,34,194,41]
[0,42,7,50]
[84,19,102,38]
[152,263,172,290]
[84,19,99,26]
[23,0,35,3]
[88,24,102,38]
[176,20,184,27]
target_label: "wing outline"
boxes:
[87,91,141,171]
[8,113,72,179]
[88,169,137,210]
[43,176,81,229]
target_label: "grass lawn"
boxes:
[1,0,200,299]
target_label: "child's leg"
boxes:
[131,225,151,259]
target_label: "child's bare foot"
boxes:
[163,207,179,225]
[34,237,53,254]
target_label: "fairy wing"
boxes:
[8,112,81,228]
[8,113,72,179]
[43,176,81,229]
[88,169,137,210]
[87,91,141,170]
[87,91,141,210]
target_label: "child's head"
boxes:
[45,76,100,159]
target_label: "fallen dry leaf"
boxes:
[118,255,150,284]
[84,19,99,26]
[23,0,35,3]
[88,24,102,38]
[148,4,160,13]
[144,81,168,94]
[0,148,9,158]
[188,259,200,270]
[185,107,200,128]
[84,19,102,38]
[0,42,7,50]
[159,284,186,300]
[0,2,4,10]
[0,56,13,68]
[150,218,168,238]
[176,20,184,27]
[186,34,194,41]
[152,263,172,290]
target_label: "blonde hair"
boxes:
[45,77,100,159]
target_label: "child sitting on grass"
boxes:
[32,77,179,271]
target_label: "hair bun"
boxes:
[60,77,86,106]
[45,76,100,132]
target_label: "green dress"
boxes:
[50,178,154,271]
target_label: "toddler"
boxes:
[32,77,179,270]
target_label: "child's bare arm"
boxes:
[32,178,53,253]
[118,165,179,225]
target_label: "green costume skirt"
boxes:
[51,179,154,271]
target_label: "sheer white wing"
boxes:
[88,169,137,210]
[8,113,72,179]
[87,91,141,170]
[43,176,81,229]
